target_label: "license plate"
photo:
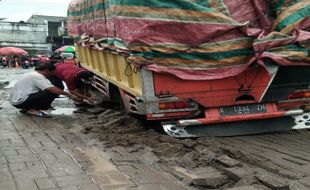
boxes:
[219,104,266,116]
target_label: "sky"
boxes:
[0,0,72,22]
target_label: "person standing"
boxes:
[13,55,19,68]
[9,63,80,117]
[2,55,8,67]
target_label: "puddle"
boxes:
[5,79,18,89]
[0,81,9,89]
[50,108,77,115]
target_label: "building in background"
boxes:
[0,21,50,55]
[0,14,73,55]
[27,15,73,52]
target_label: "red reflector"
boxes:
[288,91,310,99]
[159,101,190,110]
[173,101,189,108]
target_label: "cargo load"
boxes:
[68,0,310,80]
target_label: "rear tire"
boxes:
[109,84,126,112]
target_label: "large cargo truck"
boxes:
[68,0,310,137]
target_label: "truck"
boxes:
[67,0,310,137]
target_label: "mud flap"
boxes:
[162,113,310,138]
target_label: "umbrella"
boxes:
[55,46,75,53]
[0,47,28,55]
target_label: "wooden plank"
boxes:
[113,55,121,82]
[97,50,104,72]
[79,46,86,65]
[84,48,91,67]
[94,50,103,73]
[88,49,95,69]
[98,51,109,76]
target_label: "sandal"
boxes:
[26,110,51,118]
[19,109,27,114]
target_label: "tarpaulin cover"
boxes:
[67,0,310,80]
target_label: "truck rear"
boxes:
[68,0,310,137]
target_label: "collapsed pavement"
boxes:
[67,105,310,190]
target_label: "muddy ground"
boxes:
[52,94,310,190]
[2,68,310,190]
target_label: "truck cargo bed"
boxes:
[77,45,142,97]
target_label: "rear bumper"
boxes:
[177,103,303,127]
[162,111,310,138]
[162,103,308,138]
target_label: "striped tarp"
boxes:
[67,0,310,80]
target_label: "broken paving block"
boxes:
[298,176,310,187]
[289,181,309,190]
[103,115,129,128]
[227,184,269,190]
[223,167,252,181]
[216,155,242,168]
[255,173,289,190]
[86,107,105,115]
[170,166,229,188]
[192,174,229,189]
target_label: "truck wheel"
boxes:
[109,84,126,112]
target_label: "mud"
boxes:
[53,95,310,190]
[86,113,213,164]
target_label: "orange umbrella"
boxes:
[0,47,28,55]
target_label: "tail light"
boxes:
[288,90,310,99]
[159,101,191,110]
